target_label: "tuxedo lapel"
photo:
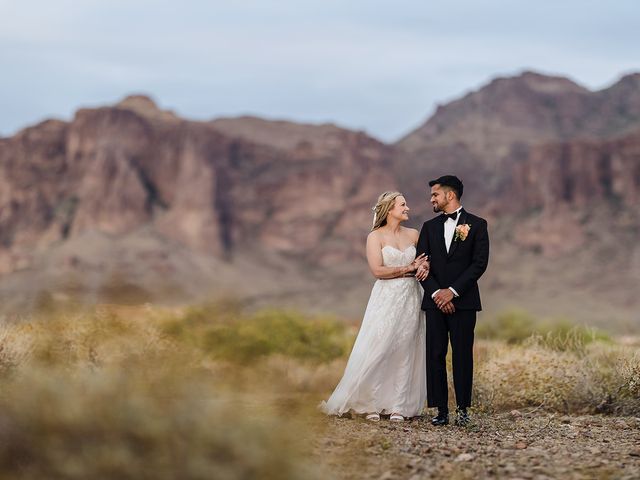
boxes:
[447,209,467,259]
[434,216,447,258]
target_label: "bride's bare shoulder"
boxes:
[367,229,382,243]
[403,227,420,243]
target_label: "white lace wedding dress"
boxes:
[320,245,426,417]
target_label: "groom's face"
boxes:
[430,185,450,213]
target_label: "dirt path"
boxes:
[312,413,640,479]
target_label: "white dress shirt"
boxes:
[431,206,463,300]
[444,207,463,253]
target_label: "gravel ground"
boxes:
[312,412,640,479]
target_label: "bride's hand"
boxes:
[415,257,430,281]
[409,254,427,272]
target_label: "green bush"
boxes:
[162,304,351,364]
[477,309,610,351]
[476,309,537,344]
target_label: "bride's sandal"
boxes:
[390,413,404,422]
[365,413,380,422]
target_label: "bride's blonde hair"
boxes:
[371,191,403,231]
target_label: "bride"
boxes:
[321,191,428,422]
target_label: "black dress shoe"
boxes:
[431,410,449,426]
[454,408,470,426]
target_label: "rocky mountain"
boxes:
[1,72,639,328]
[0,95,393,311]
[400,72,640,153]
[396,71,640,212]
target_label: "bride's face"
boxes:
[388,196,410,222]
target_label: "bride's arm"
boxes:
[366,233,422,279]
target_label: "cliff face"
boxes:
[500,128,640,258]
[509,130,640,213]
[0,96,393,279]
[1,101,229,274]
[211,116,395,265]
[1,73,639,326]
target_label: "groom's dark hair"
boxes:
[429,175,463,199]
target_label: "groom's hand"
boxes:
[433,289,454,309]
[440,302,455,314]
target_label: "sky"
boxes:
[1,0,639,142]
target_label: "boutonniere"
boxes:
[454,224,471,241]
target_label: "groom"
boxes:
[415,175,489,426]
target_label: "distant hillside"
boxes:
[1,72,639,328]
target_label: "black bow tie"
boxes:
[442,212,459,221]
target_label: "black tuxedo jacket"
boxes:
[416,208,489,311]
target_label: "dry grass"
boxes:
[0,301,637,478]
[0,305,321,480]
[474,338,640,415]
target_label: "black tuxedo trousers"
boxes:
[426,309,476,409]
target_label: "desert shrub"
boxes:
[528,321,611,353]
[162,304,351,364]
[617,349,640,413]
[619,350,640,397]
[477,310,610,351]
[23,307,182,372]
[168,299,245,330]
[474,340,640,414]
[476,309,536,343]
[585,343,640,415]
[474,342,600,412]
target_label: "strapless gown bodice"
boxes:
[381,244,417,267]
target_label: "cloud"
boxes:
[0,0,638,141]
